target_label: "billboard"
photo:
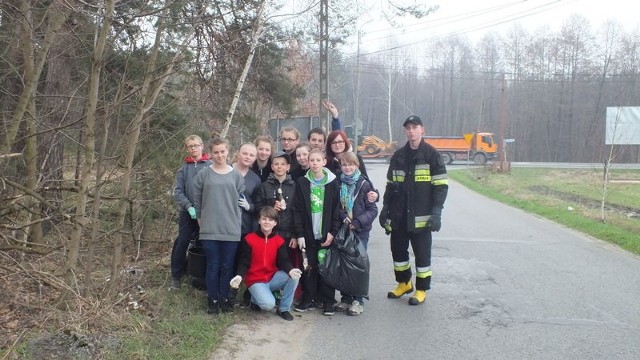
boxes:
[606,107,640,145]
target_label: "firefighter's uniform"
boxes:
[380,131,448,304]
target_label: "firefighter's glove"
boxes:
[289,268,302,280]
[238,196,250,211]
[383,221,392,235]
[229,275,242,289]
[427,215,441,232]
[379,208,392,235]
[187,207,197,220]
[297,237,306,250]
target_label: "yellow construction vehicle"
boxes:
[356,135,398,157]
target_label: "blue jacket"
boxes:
[337,175,378,240]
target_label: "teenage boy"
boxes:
[170,135,211,289]
[253,151,296,246]
[253,151,301,302]
[293,148,342,316]
[230,207,302,321]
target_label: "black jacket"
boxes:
[293,172,341,249]
[253,173,296,239]
[382,140,448,232]
[251,158,273,183]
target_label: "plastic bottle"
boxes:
[276,188,286,210]
[301,248,309,270]
[317,249,328,264]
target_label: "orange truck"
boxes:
[423,132,497,165]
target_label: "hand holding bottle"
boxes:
[275,188,286,211]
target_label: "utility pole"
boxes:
[319,0,329,130]
[354,30,361,148]
[498,73,508,172]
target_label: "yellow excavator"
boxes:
[356,135,397,157]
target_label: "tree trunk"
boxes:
[220,0,266,137]
[109,2,195,290]
[3,0,77,154]
[62,0,114,303]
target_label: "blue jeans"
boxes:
[248,270,299,312]
[171,211,198,279]
[202,240,239,301]
[340,236,369,305]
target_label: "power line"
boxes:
[358,0,578,57]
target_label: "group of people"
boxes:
[171,101,449,322]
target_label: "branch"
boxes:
[0,177,72,222]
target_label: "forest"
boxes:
[1,0,639,353]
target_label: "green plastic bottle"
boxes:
[317,249,328,264]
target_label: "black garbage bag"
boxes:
[318,223,370,296]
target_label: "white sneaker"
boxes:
[347,300,363,316]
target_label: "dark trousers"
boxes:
[301,240,336,305]
[390,228,432,291]
[202,240,240,301]
[171,211,198,279]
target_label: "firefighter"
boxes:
[379,115,448,305]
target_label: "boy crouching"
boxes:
[230,207,302,321]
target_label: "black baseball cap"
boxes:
[403,115,423,127]
[272,151,291,164]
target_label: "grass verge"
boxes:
[100,266,248,360]
[448,166,640,255]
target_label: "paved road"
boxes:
[212,162,640,359]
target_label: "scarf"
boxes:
[340,169,361,219]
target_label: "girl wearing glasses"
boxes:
[326,130,379,203]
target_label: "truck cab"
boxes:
[423,131,497,165]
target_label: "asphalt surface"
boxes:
[295,162,640,360]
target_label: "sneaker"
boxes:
[294,300,316,312]
[169,278,181,290]
[250,302,261,312]
[220,299,234,313]
[207,299,220,314]
[387,281,413,298]
[276,310,294,321]
[408,290,427,305]
[347,300,364,316]
[335,302,351,312]
[323,304,335,316]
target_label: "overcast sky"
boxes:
[355,0,640,52]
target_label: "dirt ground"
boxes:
[210,309,314,360]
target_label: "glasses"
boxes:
[331,140,345,145]
[280,138,297,143]
[186,144,202,149]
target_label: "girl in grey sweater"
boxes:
[193,137,245,314]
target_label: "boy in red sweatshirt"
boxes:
[230,207,302,321]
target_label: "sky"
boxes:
[353,0,640,53]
